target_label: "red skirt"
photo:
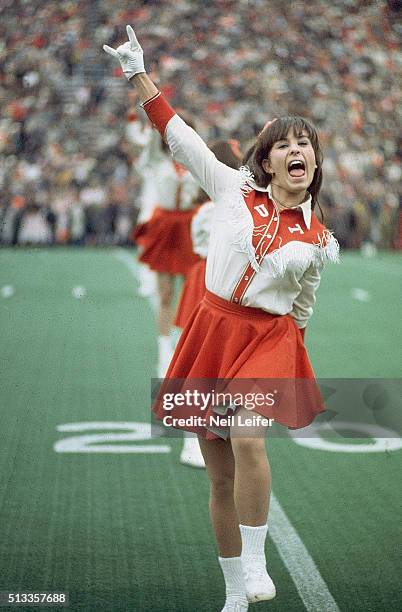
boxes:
[134,207,200,275]
[153,290,324,439]
[174,259,207,328]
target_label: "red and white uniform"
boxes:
[127,120,160,225]
[174,201,214,328]
[132,122,201,275]
[144,93,340,437]
[191,201,215,260]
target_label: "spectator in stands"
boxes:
[1,1,400,248]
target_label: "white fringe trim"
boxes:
[224,166,340,276]
[267,233,340,277]
[227,165,260,272]
[314,229,341,266]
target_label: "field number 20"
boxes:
[54,422,171,454]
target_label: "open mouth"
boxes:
[287,159,306,177]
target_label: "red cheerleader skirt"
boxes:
[134,207,200,275]
[174,259,207,329]
[153,290,324,439]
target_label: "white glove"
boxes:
[103,25,145,80]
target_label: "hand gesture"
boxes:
[103,25,145,80]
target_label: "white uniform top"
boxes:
[191,201,214,259]
[165,114,339,329]
[147,154,199,212]
[127,122,158,223]
[127,120,200,221]
[127,119,157,222]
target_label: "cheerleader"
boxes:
[177,141,242,470]
[104,27,339,612]
[175,140,242,330]
[173,194,211,330]
[126,111,158,297]
[130,112,201,378]
[127,111,206,469]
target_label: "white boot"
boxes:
[179,435,205,469]
[138,263,157,298]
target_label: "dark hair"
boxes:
[244,116,323,211]
[191,140,242,207]
[242,142,256,166]
[210,139,242,170]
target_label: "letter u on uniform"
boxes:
[254,204,269,218]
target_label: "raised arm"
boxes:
[103,26,240,201]
[103,26,158,103]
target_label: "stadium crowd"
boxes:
[0,0,401,249]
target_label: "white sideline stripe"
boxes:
[269,494,340,611]
[113,249,159,311]
[113,249,140,280]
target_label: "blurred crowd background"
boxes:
[0,0,401,249]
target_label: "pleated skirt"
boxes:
[153,290,324,439]
[174,259,207,328]
[134,207,200,275]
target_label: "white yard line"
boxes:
[113,248,140,277]
[269,494,340,611]
[113,249,159,311]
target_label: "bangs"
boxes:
[245,113,324,209]
[267,116,317,145]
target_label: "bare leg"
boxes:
[230,408,271,526]
[229,409,276,602]
[157,272,174,335]
[198,436,241,557]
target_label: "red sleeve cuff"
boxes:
[142,92,176,137]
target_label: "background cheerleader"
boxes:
[131,115,201,378]
[175,140,242,470]
[126,108,158,298]
[174,140,242,330]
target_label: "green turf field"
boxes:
[0,248,401,612]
